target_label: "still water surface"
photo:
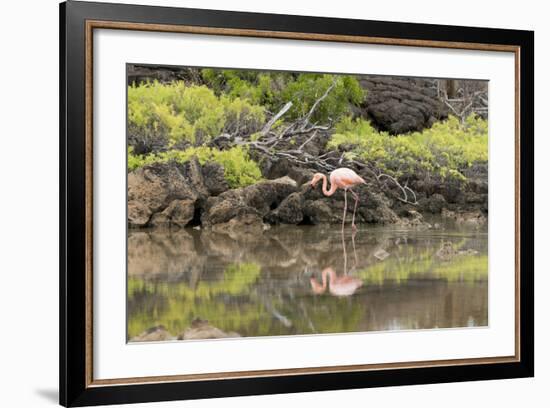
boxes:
[128,222,488,341]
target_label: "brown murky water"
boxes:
[127,221,488,341]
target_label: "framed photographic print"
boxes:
[59,1,534,406]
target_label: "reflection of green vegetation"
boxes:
[127,145,262,188]
[128,235,489,340]
[128,263,263,338]
[357,244,488,286]
[328,115,488,181]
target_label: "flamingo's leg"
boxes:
[350,189,359,231]
[342,189,348,234]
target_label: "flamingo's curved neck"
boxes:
[321,174,338,196]
[321,268,337,288]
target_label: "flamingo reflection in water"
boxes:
[310,267,363,297]
[310,230,363,297]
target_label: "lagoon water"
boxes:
[127,221,488,341]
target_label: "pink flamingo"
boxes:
[310,168,366,232]
[310,267,363,297]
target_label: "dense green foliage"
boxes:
[128,145,262,188]
[200,70,365,124]
[128,81,265,151]
[328,114,488,181]
[128,69,487,191]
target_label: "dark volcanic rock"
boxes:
[128,162,201,214]
[463,163,489,195]
[201,177,297,226]
[303,199,338,224]
[267,192,305,224]
[202,162,229,196]
[127,159,215,228]
[358,76,448,134]
[211,213,266,236]
[304,183,400,225]
[418,193,447,214]
[128,200,152,227]
[263,158,316,185]
[149,199,195,229]
[177,157,210,203]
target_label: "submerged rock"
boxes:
[373,248,390,261]
[399,210,431,229]
[442,208,487,228]
[178,319,240,340]
[131,325,175,342]
[435,241,456,261]
[436,241,481,261]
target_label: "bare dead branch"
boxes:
[297,130,318,151]
[376,173,418,205]
[260,101,293,137]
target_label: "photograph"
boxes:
[126,64,489,342]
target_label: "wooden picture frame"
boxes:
[60,1,534,406]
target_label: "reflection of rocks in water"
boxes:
[178,319,241,340]
[129,321,241,342]
[131,325,175,342]
[129,224,488,284]
[128,230,206,282]
[435,241,456,261]
[356,281,488,332]
[435,241,480,261]
[128,224,488,340]
[211,213,266,239]
[373,248,390,261]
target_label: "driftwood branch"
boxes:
[350,160,418,205]
[377,173,418,205]
[260,101,293,136]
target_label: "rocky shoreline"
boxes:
[128,157,487,232]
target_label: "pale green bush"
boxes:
[128,145,262,188]
[328,115,488,181]
[128,81,265,152]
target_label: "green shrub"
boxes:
[128,146,262,188]
[279,74,364,123]
[201,69,276,106]
[328,114,488,181]
[128,81,265,151]
[200,70,365,124]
